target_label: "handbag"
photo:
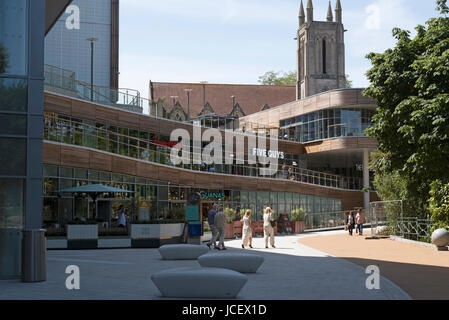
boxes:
[270,220,277,228]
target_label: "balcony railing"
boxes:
[44,64,144,113]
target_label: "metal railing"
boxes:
[395,217,434,242]
[43,114,364,190]
[304,210,373,230]
[44,64,144,113]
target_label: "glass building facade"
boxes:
[43,164,342,225]
[0,0,45,279]
[43,111,364,190]
[280,108,375,143]
[45,0,114,88]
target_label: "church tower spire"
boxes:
[327,1,333,22]
[335,0,342,23]
[306,0,313,22]
[296,0,346,100]
[299,0,305,26]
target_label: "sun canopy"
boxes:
[56,184,134,194]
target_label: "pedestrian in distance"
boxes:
[355,209,366,236]
[346,211,355,236]
[206,204,218,250]
[212,206,227,250]
[263,207,276,248]
[241,210,253,249]
[116,205,127,228]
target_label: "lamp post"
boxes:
[184,88,193,122]
[86,37,98,101]
[231,95,235,108]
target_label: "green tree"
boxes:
[364,0,449,218]
[258,71,296,86]
[345,74,353,88]
[429,180,449,231]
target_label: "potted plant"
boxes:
[224,207,241,239]
[290,208,305,234]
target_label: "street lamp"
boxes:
[184,88,193,122]
[231,95,235,108]
[86,37,98,101]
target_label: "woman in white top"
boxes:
[117,205,127,228]
[263,207,275,248]
[241,210,253,249]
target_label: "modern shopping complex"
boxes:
[1,0,380,279]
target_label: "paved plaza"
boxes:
[0,231,411,300]
[299,230,449,300]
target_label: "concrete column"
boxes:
[363,149,370,209]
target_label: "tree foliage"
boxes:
[258,71,296,86]
[364,0,449,219]
[429,180,449,230]
[258,70,353,89]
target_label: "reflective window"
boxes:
[0,178,24,227]
[280,108,375,143]
[0,0,28,76]
[0,78,27,111]
[0,137,26,175]
[0,113,26,135]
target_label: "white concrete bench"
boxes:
[158,244,209,260]
[198,253,264,273]
[151,267,248,298]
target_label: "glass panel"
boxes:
[0,137,26,175]
[100,171,111,182]
[0,178,24,227]
[0,78,27,111]
[0,0,28,76]
[60,167,73,178]
[43,164,58,177]
[43,197,58,224]
[0,113,27,135]
[74,168,88,180]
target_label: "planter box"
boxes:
[66,224,98,249]
[130,223,185,239]
[225,221,243,239]
[290,221,305,234]
[67,224,98,240]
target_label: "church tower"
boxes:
[296,0,346,100]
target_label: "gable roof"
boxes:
[150,82,296,117]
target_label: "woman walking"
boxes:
[346,211,355,236]
[263,207,275,248]
[241,210,253,249]
[355,209,366,236]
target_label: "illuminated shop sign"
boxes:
[199,190,225,201]
[252,148,285,160]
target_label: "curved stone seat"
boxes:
[151,267,248,298]
[158,244,209,260]
[198,253,264,273]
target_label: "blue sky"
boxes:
[119,0,441,98]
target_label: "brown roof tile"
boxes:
[150,82,296,117]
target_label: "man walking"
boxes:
[206,204,218,249]
[212,206,227,250]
